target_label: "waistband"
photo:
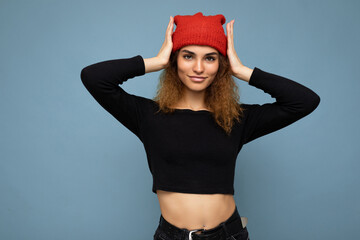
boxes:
[158,206,244,240]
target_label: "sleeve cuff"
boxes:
[248,67,263,86]
[131,55,146,77]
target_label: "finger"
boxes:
[169,17,174,32]
[229,20,234,46]
[230,20,232,34]
[166,17,172,32]
[167,16,173,33]
[166,17,173,38]
[227,22,233,49]
[164,19,170,41]
[166,17,174,44]
[226,23,231,50]
[231,20,234,43]
[170,16,174,33]
[226,22,231,43]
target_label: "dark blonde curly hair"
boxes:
[152,49,245,136]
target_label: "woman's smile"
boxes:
[189,75,207,82]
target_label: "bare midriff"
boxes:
[156,190,236,232]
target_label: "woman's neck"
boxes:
[174,90,209,110]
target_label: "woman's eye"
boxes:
[183,55,215,61]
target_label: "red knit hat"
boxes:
[172,12,227,56]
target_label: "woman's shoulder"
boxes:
[239,102,261,110]
[129,93,157,106]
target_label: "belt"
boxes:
[158,206,246,240]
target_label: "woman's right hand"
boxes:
[157,16,174,66]
[144,16,174,73]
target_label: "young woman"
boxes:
[81,12,320,240]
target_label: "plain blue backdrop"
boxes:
[1,0,359,239]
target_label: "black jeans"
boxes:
[153,206,250,240]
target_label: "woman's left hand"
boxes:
[226,20,253,82]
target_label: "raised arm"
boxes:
[225,19,320,145]
[80,55,146,139]
[240,67,320,144]
[80,16,175,139]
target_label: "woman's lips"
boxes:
[189,76,206,82]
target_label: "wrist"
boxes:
[144,57,167,73]
[233,65,253,82]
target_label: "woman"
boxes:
[81,12,320,240]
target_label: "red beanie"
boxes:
[172,12,227,56]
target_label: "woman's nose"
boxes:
[193,59,204,74]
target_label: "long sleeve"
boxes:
[241,67,321,145]
[80,55,146,140]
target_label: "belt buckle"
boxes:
[188,229,203,240]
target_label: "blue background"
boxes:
[1,0,359,239]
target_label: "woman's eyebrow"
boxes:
[181,49,219,56]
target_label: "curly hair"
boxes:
[152,49,245,136]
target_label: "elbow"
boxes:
[80,66,93,88]
[80,67,88,84]
[80,67,97,93]
[312,93,321,110]
[301,92,321,116]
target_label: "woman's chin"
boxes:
[184,85,208,93]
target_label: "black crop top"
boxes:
[80,55,320,195]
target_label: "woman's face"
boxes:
[177,45,220,93]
